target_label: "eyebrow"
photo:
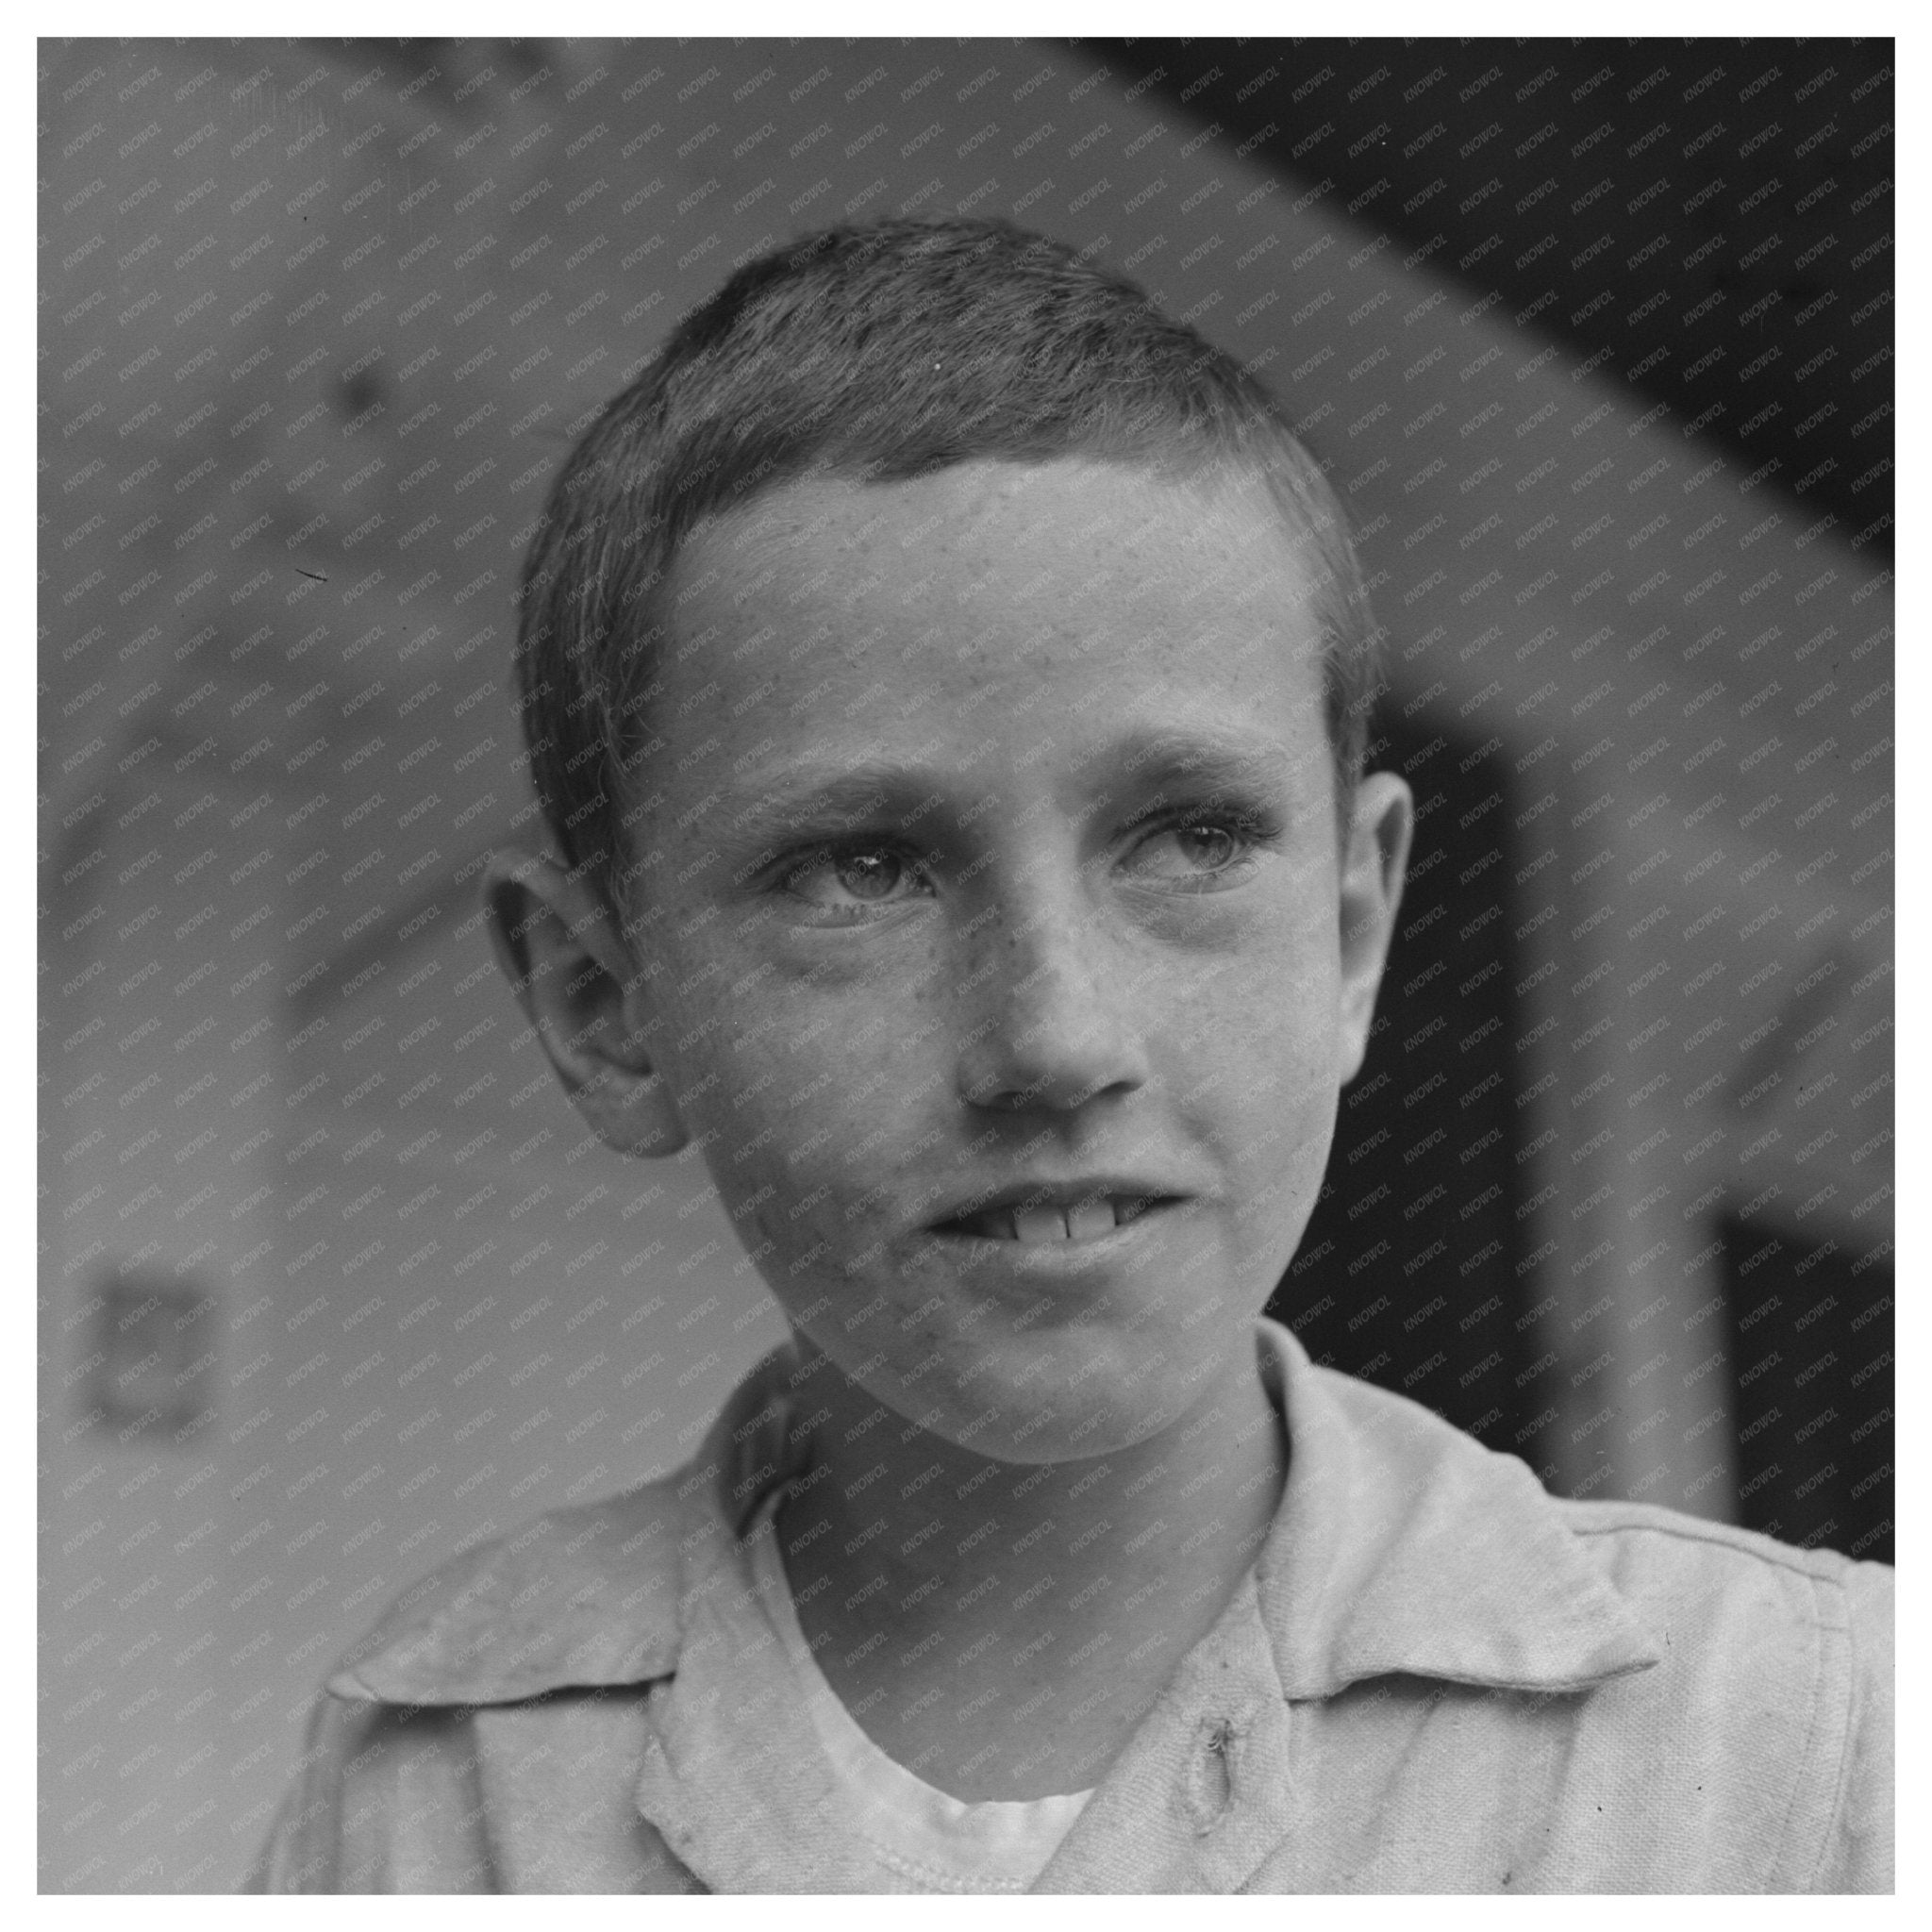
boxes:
[710,728,1303,865]
[714,762,953,869]
[1108,727,1299,791]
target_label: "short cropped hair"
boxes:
[513,215,1382,916]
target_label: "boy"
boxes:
[251,218,1891,1892]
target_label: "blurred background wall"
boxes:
[40,36,1890,1890]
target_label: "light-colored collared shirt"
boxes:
[248,1319,1892,1892]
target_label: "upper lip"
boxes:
[927,1176,1186,1229]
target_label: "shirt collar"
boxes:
[327,1319,1657,1708]
[1249,1320,1660,1697]
[324,1353,808,1706]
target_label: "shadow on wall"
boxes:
[41,36,1890,1890]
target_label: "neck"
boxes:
[771,1324,1289,1798]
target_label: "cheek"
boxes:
[1169,908,1341,1177]
[1179,885,1340,1051]
[665,973,924,1216]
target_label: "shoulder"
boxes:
[317,1338,817,1709]
[251,1346,811,1890]
[1549,1497,1893,1755]
[251,1456,741,1891]
[323,1341,813,1709]
[325,1468,699,1708]
[1306,1342,1893,1662]
[1552,1494,1894,1645]
[1548,1499,1892,1890]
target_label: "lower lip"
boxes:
[924,1199,1188,1267]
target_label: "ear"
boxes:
[479,846,688,1158]
[1335,771,1414,1085]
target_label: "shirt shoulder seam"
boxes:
[1788,1565,1852,1891]
[1568,1509,1858,1888]
[1554,1504,1853,1591]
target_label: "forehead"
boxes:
[652,458,1336,828]
[677,457,1326,669]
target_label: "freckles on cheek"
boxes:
[909,925,947,999]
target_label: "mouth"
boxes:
[929,1191,1183,1245]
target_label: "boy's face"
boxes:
[592,458,1407,1462]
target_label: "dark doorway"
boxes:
[1723,1215,1893,1564]
[1268,710,1536,1457]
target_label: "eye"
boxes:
[1119,813,1271,890]
[777,843,932,920]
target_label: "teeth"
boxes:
[1067,1199,1116,1241]
[1013,1205,1069,1245]
[945,1195,1165,1241]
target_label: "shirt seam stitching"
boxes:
[859,1834,1037,1890]
[1560,1511,1847,1584]
[1795,1566,1861,1892]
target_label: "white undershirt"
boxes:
[737,1484,1095,1893]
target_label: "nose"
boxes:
[952,891,1152,1112]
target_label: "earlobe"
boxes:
[479,848,689,1158]
[1335,773,1414,1083]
